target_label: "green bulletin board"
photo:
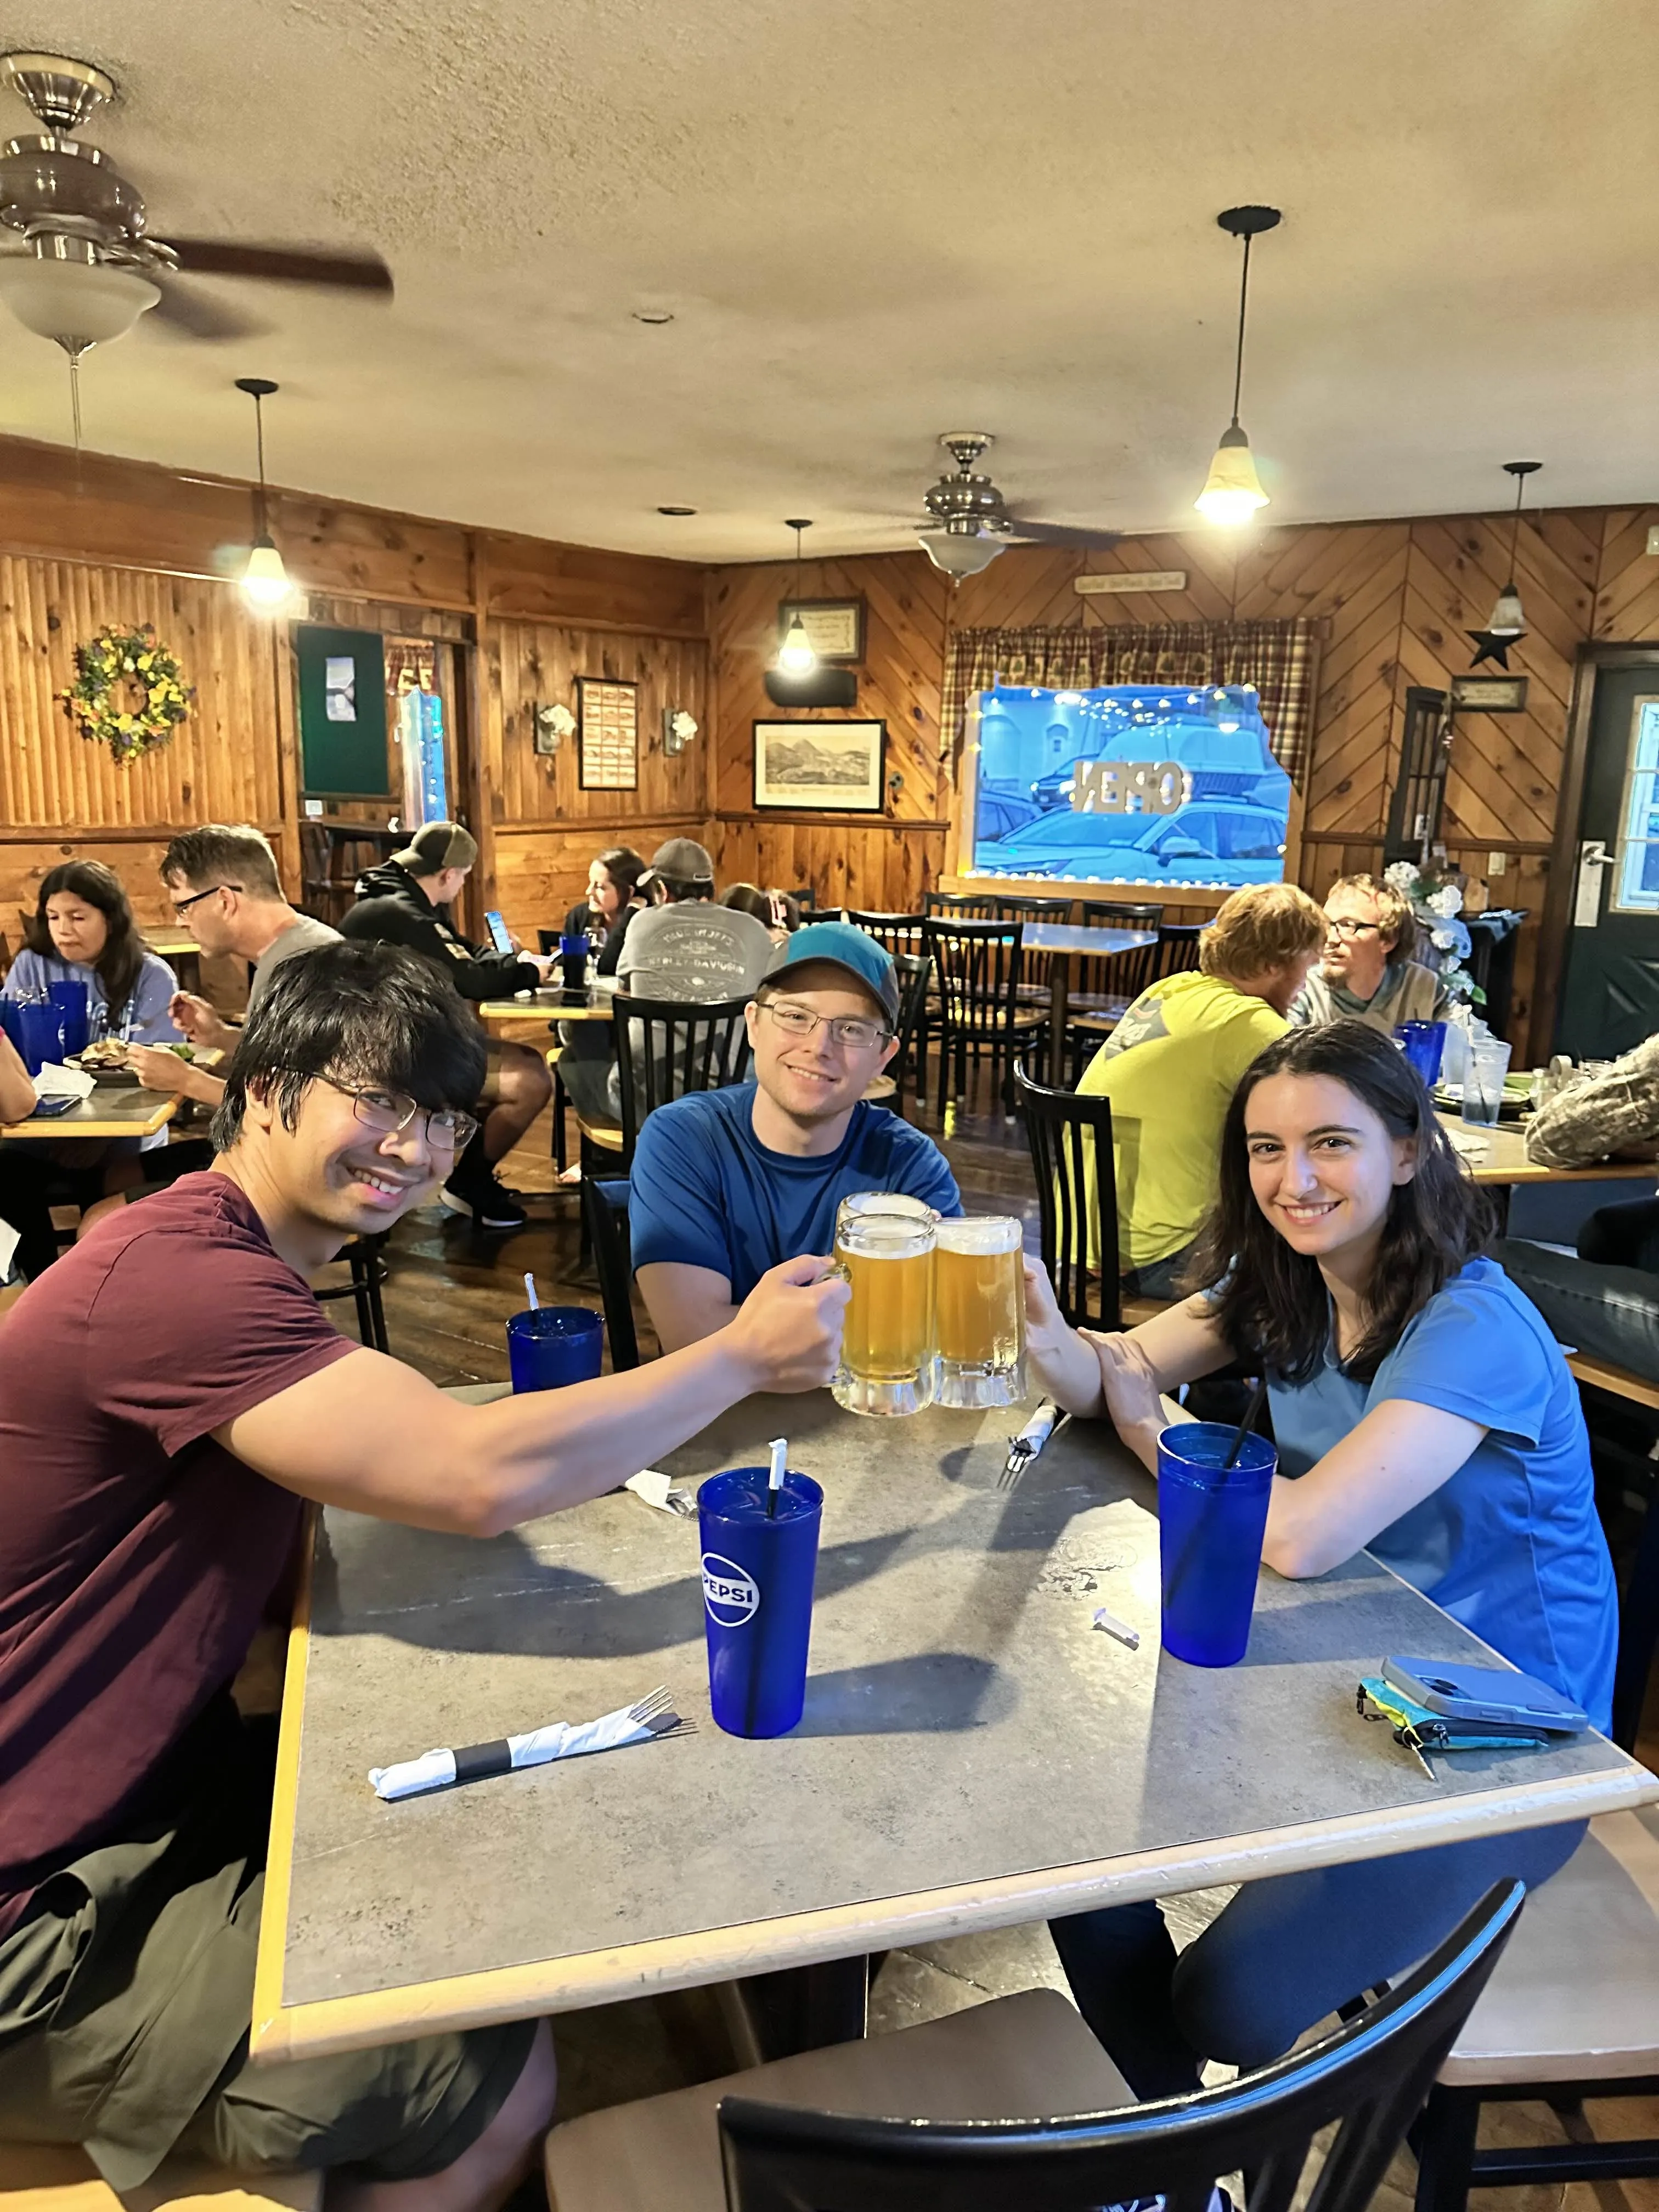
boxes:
[296,625,391,797]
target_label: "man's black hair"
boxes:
[211,939,487,1150]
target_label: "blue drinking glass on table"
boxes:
[1158,1422,1277,1667]
[47,980,91,1060]
[559,933,591,993]
[698,1466,823,1737]
[506,1305,605,1391]
[1394,1019,1447,1086]
[13,998,64,1077]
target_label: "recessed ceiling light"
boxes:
[657,504,696,516]
[633,308,674,325]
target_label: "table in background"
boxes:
[477,990,616,1044]
[0,1082,179,1140]
[1019,923,1160,1074]
[1437,1112,1658,1188]
[252,1391,1652,2064]
[142,932,202,996]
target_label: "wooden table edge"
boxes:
[0,1091,180,1140]
[251,1503,318,2061]
[246,1756,1656,2065]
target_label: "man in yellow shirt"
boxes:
[1079,883,1327,1296]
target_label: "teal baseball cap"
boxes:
[763,921,899,1026]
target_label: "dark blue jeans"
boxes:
[1049,1820,1584,2098]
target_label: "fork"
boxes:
[1001,1407,1072,1488]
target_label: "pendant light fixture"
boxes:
[235,376,292,612]
[1194,205,1281,526]
[1466,461,1542,669]
[776,520,817,675]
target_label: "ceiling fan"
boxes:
[915,433,1121,577]
[0,52,393,356]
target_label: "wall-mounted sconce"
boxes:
[888,771,904,804]
[663,706,699,756]
[533,702,575,756]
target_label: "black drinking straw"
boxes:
[1223,1375,1268,1468]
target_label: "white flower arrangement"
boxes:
[670,709,698,743]
[1384,860,1482,1002]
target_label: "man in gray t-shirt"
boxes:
[247,912,342,1012]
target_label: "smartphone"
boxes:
[1382,1657,1589,1734]
[483,909,514,955]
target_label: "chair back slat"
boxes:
[718,1881,1525,2212]
[883,952,932,1119]
[1016,1065,1120,1330]
[611,991,753,1169]
[844,910,926,962]
[923,916,1024,1025]
[580,1178,639,1370]
[1153,921,1207,980]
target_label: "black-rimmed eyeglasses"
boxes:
[319,1077,478,1152]
[1325,917,1382,941]
[172,882,241,915]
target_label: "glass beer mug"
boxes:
[933,1215,1027,1409]
[832,1192,937,1417]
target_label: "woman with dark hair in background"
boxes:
[1021,1019,1617,2097]
[563,847,646,976]
[720,883,801,946]
[3,860,182,1044]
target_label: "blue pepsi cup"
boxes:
[1158,1423,1277,1667]
[558,933,591,993]
[47,980,91,1059]
[1395,1020,1448,1086]
[699,1468,823,1738]
[0,998,21,1054]
[14,1000,64,1076]
[506,1305,604,1392]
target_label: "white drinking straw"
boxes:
[523,1272,541,1310]
[768,1435,787,1519]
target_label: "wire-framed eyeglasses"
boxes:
[760,1000,891,1053]
[320,1076,478,1152]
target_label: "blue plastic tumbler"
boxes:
[13,1000,64,1077]
[506,1305,605,1392]
[47,980,91,1060]
[1394,1020,1448,1086]
[558,933,591,992]
[1158,1423,1277,1667]
[0,998,21,1055]
[698,1468,824,1739]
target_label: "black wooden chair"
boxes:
[1063,934,1164,1084]
[1017,1064,1120,1330]
[581,1177,640,1371]
[923,888,1001,921]
[1082,898,1165,930]
[924,917,1045,1118]
[606,991,754,1175]
[311,1233,391,1353]
[859,951,933,1119]
[1153,919,1208,978]
[788,885,818,913]
[543,1883,1524,2212]
[843,909,926,962]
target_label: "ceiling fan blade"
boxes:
[1005,519,1122,550]
[159,239,393,294]
[148,279,270,342]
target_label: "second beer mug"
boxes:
[934,1215,1026,1409]
[832,1193,936,1417]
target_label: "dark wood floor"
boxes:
[340,1049,1037,1385]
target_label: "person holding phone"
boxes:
[1022,1018,1617,2097]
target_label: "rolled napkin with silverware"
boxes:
[368,1686,693,1802]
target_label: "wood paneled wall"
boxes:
[707,507,1659,1057]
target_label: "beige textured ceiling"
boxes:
[2,0,1655,561]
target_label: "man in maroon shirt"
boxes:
[0,940,847,2204]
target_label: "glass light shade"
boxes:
[240,537,292,610]
[0,256,160,349]
[918,527,1007,578]
[776,615,817,675]
[1485,584,1525,635]
[1194,427,1268,524]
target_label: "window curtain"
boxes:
[942,617,1321,787]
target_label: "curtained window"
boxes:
[943,617,1321,788]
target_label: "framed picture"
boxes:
[577,676,638,790]
[777,597,865,664]
[753,719,886,813]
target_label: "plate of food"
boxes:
[69,1037,139,1084]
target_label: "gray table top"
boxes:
[1020,924,1159,957]
[254,1392,1656,2061]
[0,1081,178,1139]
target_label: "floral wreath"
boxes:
[1383,859,1482,1003]
[59,624,195,765]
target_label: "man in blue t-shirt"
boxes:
[630,922,961,1349]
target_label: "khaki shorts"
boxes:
[0,1703,534,2188]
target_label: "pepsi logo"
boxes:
[702,1551,760,1626]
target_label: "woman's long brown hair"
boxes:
[1189,1019,1494,1384]
[26,860,148,1029]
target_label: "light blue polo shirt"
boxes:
[1268,1257,1618,1731]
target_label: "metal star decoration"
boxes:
[1466,627,1520,670]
